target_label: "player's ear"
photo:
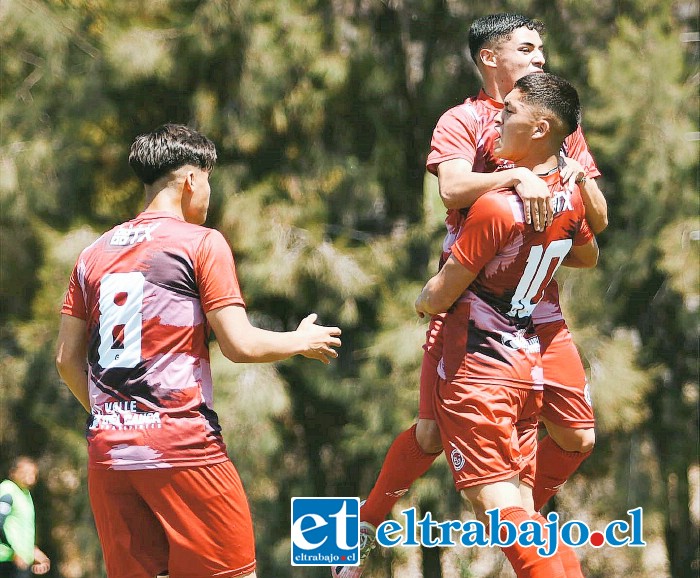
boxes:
[182,170,196,194]
[480,47,497,69]
[532,118,550,140]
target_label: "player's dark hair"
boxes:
[129,124,217,185]
[514,72,581,136]
[468,13,545,64]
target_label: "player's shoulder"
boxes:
[136,213,215,240]
[438,96,484,124]
[472,188,522,222]
[162,220,226,256]
[562,124,587,149]
[548,182,586,220]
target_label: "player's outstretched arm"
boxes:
[55,314,90,413]
[207,305,341,364]
[415,255,477,318]
[563,238,599,269]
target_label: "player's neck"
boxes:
[142,186,185,220]
[518,153,559,176]
[481,76,510,104]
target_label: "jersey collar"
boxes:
[476,88,504,110]
[136,210,185,222]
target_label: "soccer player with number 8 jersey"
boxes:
[56,124,341,578]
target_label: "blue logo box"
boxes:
[291,497,360,566]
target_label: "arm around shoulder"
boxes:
[415,255,478,317]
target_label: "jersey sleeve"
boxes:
[562,126,601,179]
[450,192,515,275]
[574,217,595,246]
[195,229,246,313]
[426,105,479,175]
[61,259,88,319]
[571,186,595,246]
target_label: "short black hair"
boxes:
[514,72,581,136]
[128,124,217,185]
[468,13,545,64]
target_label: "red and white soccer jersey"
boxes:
[61,211,244,470]
[435,174,593,489]
[440,172,594,390]
[426,89,600,324]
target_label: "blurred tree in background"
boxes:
[0,0,697,577]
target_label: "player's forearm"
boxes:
[562,255,592,268]
[207,306,302,363]
[220,327,305,363]
[439,167,533,209]
[417,277,459,315]
[563,240,599,269]
[579,178,608,234]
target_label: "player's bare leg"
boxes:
[415,418,443,454]
[518,482,535,515]
[462,477,566,578]
[542,419,595,453]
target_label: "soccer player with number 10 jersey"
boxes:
[333,13,607,578]
[415,71,598,578]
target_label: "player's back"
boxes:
[470,182,588,322]
[442,172,592,388]
[62,211,243,469]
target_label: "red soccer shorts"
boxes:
[420,316,594,429]
[536,320,595,428]
[434,376,542,490]
[88,460,256,578]
[418,313,445,420]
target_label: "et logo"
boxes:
[290,498,360,566]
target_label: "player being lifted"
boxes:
[414,72,598,578]
[332,13,605,578]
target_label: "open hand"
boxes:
[296,313,342,364]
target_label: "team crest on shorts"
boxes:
[584,381,592,406]
[450,446,466,472]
